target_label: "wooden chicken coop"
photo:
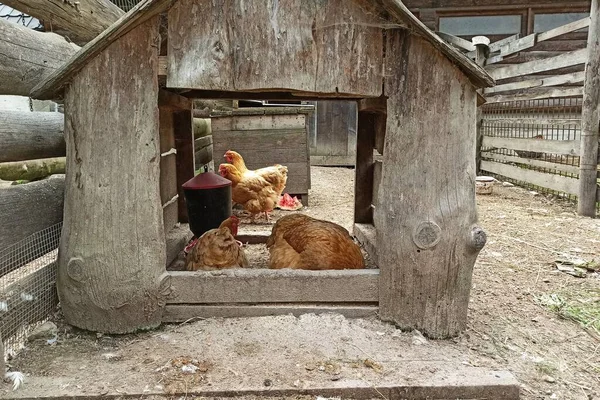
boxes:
[30,0,493,339]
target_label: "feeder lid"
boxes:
[182,172,231,190]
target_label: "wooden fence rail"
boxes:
[442,12,600,215]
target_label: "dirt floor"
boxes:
[4,167,600,399]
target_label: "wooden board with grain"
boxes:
[211,115,305,132]
[173,109,194,223]
[484,72,586,95]
[490,48,587,81]
[354,111,375,224]
[166,269,379,304]
[59,17,168,334]
[377,31,483,338]
[167,0,385,97]
[163,304,378,321]
[482,136,580,156]
[481,160,580,195]
[481,152,581,175]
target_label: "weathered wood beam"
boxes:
[481,152,581,175]
[0,175,64,251]
[484,71,586,94]
[0,111,65,162]
[482,136,581,156]
[0,18,80,96]
[354,112,376,224]
[158,89,192,111]
[485,86,584,103]
[163,304,378,321]
[490,48,587,81]
[481,160,580,196]
[1,0,124,45]
[578,0,600,217]
[436,31,476,52]
[173,109,194,223]
[483,117,582,127]
[166,269,379,304]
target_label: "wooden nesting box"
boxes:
[211,106,313,203]
[30,0,494,338]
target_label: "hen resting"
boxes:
[266,214,365,270]
[185,216,249,271]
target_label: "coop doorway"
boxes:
[159,93,385,323]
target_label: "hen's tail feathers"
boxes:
[5,370,24,391]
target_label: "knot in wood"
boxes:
[469,226,487,251]
[412,221,441,250]
[67,257,86,282]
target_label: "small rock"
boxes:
[263,379,272,387]
[412,329,427,345]
[102,353,122,362]
[27,322,58,341]
[543,376,556,383]
[330,376,341,381]
[529,191,539,196]
[375,331,385,336]
[96,332,103,339]
[318,365,326,371]
[181,364,198,374]
[293,379,300,387]
[502,182,514,187]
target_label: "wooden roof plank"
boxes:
[31,0,494,100]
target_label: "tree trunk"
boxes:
[0,157,65,181]
[58,17,167,334]
[0,19,80,96]
[0,111,65,163]
[1,0,124,46]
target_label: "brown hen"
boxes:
[185,216,249,271]
[266,214,365,270]
[224,150,288,197]
[219,163,278,222]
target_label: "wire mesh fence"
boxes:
[480,96,599,214]
[109,0,143,12]
[0,223,61,359]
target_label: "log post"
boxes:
[578,0,600,217]
[2,0,124,45]
[56,18,168,334]
[0,18,80,96]
[376,31,486,338]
